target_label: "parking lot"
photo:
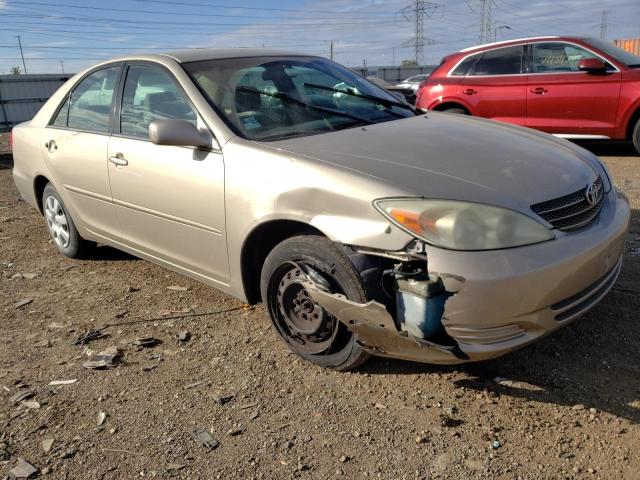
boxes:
[0,134,639,479]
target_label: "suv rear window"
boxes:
[471,46,523,76]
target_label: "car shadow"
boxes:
[85,244,140,262]
[361,208,640,424]
[0,153,13,169]
[573,140,639,157]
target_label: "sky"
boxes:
[0,0,638,74]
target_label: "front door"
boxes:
[41,65,121,238]
[107,63,229,284]
[526,42,622,136]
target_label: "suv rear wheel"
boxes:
[260,235,370,371]
[633,117,640,155]
[442,107,468,115]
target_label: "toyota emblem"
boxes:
[585,182,599,206]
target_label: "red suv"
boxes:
[416,36,640,153]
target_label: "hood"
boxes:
[260,113,603,216]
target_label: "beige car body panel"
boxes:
[11,49,630,364]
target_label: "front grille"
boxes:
[531,177,604,231]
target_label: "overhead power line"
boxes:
[1,0,394,21]
[134,0,398,16]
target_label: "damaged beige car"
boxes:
[12,50,630,370]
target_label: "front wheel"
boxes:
[260,235,370,371]
[633,117,640,155]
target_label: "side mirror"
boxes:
[577,58,607,74]
[391,91,407,102]
[149,119,211,148]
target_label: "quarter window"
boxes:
[531,42,613,73]
[450,55,477,76]
[120,65,197,139]
[470,46,523,76]
[67,67,119,133]
[51,96,70,127]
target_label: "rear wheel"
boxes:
[260,235,370,371]
[42,183,94,258]
[633,118,640,155]
[442,107,468,115]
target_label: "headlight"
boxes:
[374,198,555,250]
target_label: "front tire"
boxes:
[633,117,640,155]
[260,235,370,371]
[42,183,94,258]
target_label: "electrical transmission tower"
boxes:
[477,0,494,44]
[399,1,441,66]
[599,10,609,40]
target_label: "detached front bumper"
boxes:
[308,189,630,364]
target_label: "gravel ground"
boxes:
[0,133,639,479]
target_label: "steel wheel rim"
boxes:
[274,265,342,355]
[44,195,70,249]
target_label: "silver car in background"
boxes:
[12,49,629,370]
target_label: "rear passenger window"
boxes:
[68,67,120,133]
[450,55,477,76]
[471,46,523,76]
[120,65,197,139]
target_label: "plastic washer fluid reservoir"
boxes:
[394,271,451,340]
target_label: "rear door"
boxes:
[525,42,622,136]
[460,45,527,126]
[41,65,121,237]
[107,62,229,284]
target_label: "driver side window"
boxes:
[531,42,613,73]
[120,65,197,139]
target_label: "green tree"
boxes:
[9,66,21,75]
[401,59,418,67]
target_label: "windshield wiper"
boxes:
[236,86,375,126]
[303,82,418,114]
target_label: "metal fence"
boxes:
[0,74,71,131]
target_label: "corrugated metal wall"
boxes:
[0,74,71,131]
[614,38,640,56]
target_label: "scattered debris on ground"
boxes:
[82,346,121,369]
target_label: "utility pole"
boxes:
[14,35,27,74]
[599,10,609,40]
[398,0,440,66]
[60,60,65,74]
[330,41,334,61]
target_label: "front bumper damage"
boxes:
[307,190,630,364]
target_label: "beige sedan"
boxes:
[12,49,629,370]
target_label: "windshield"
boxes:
[183,56,414,141]
[583,37,640,67]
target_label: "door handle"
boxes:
[44,140,57,152]
[108,153,128,166]
[462,88,477,95]
[530,87,548,94]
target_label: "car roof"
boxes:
[457,36,592,54]
[157,48,310,63]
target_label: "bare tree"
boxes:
[9,66,21,75]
